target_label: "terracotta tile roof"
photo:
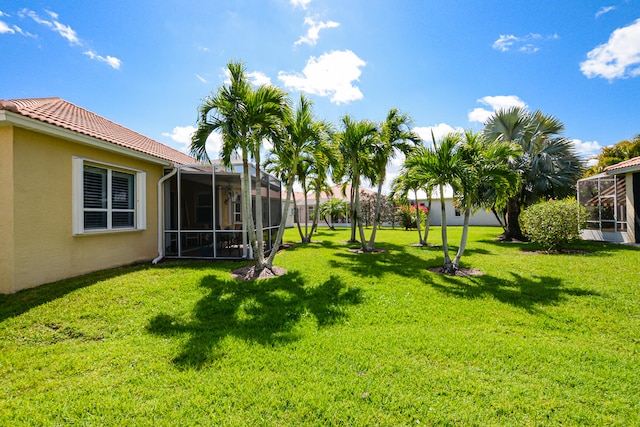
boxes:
[0,97,196,165]
[604,156,640,173]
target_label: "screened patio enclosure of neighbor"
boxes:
[162,162,282,259]
[578,172,638,243]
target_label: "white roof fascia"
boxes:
[605,165,640,176]
[0,110,173,167]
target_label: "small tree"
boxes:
[520,198,588,252]
[318,198,348,230]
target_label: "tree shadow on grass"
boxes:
[0,263,151,324]
[426,271,601,313]
[328,242,433,280]
[477,238,640,256]
[146,271,362,370]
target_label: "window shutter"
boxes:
[136,171,146,230]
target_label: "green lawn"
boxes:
[1,227,639,426]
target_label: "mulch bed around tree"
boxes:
[231,265,287,281]
[427,267,485,277]
[348,248,388,254]
[521,248,590,255]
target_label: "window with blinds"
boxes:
[82,164,135,230]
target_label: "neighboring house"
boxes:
[0,97,281,294]
[288,184,372,226]
[578,157,639,244]
[287,183,500,227]
[407,185,501,227]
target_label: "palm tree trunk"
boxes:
[439,183,454,274]
[355,179,369,251]
[293,193,304,242]
[503,195,524,241]
[241,150,258,263]
[414,190,423,245]
[308,184,322,242]
[367,177,384,250]
[453,207,471,269]
[253,151,265,269]
[423,195,432,245]
[349,184,357,243]
[302,187,310,243]
[266,173,295,269]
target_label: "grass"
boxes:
[1,226,639,426]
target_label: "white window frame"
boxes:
[72,157,146,235]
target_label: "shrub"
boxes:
[520,198,588,251]
[396,205,428,230]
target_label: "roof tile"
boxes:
[1,97,196,165]
[604,156,640,172]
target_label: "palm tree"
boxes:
[389,166,431,245]
[318,198,348,229]
[334,115,378,245]
[190,60,288,272]
[451,130,519,269]
[263,94,329,267]
[305,121,336,241]
[366,109,420,251]
[483,107,583,241]
[405,133,464,274]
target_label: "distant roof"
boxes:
[0,97,195,165]
[604,156,640,174]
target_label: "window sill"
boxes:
[73,228,144,237]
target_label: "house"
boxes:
[289,184,369,226]
[406,185,501,227]
[577,157,639,244]
[288,183,500,228]
[0,97,281,294]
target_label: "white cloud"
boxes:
[248,71,272,86]
[468,95,527,123]
[580,18,640,80]
[0,20,14,34]
[413,123,465,145]
[195,73,208,84]
[278,50,366,104]
[295,15,340,46]
[596,6,616,18]
[493,33,557,53]
[291,0,311,9]
[571,139,602,158]
[12,25,36,38]
[83,50,121,69]
[20,8,120,69]
[163,125,197,149]
[205,132,224,159]
[24,9,80,45]
[163,126,224,159]
[221,69,273,87]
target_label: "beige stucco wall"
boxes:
[8,127,165,293]
[0,126,15,294]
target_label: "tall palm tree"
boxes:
[483,107,583,241]
[334,115,378,244]
[405,133,464,274]
[190,60,288,272]
[451,130,519,269]
[389,166,431,245]
[366,109,421,251]
[263,94,332,267]
[305,121,336,242]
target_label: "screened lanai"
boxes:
[577,173,629,243]
[161,161,282,259]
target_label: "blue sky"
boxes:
[2,0,640,185]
